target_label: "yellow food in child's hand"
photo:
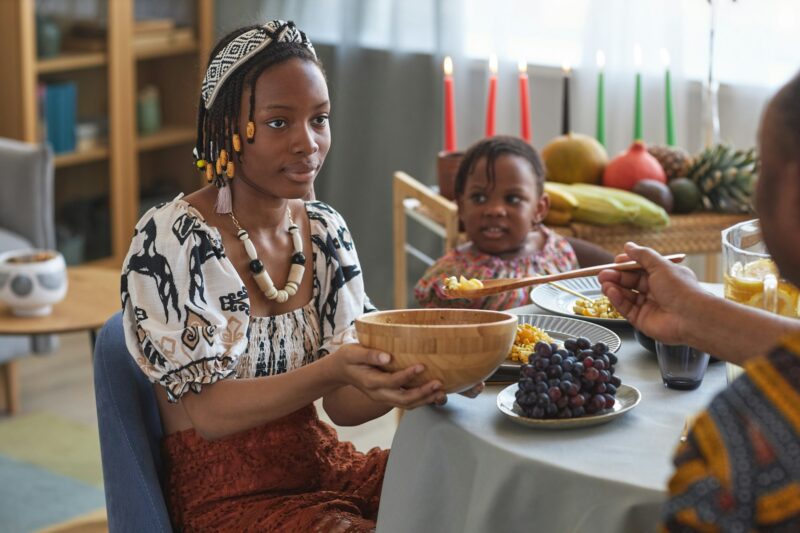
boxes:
[444,275,484,291]
[572,296,622,319]
[508,324,554,363]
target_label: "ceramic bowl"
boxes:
[355,308,517,393]
[0,249,67,317]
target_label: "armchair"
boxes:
[93,312,172,531]
[0,137,56,413]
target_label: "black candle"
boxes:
[561,64,571,135]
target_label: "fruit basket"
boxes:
[554,212,752,255]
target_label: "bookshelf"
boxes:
[0,0,214,266]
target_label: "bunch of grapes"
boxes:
[515,336,621,419]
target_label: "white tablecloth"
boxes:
[377,303,728,533]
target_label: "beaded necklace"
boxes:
[228,207,305,304]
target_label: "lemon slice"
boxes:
[726,259,779,301]
[746,286,799,317]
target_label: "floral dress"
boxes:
[414,226,579,310]
[121,195,386,532]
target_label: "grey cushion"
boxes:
[0,228,32,254]
[0,138,54,249]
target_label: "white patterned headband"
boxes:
[201,19,316,110]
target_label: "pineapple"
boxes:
[647,145,692,181]
[686,144,758,214]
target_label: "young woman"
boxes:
[121,20,476,531]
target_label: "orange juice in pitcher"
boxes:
[723,258,800,317]
[722,219,800,382]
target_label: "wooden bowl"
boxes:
[355,309,517,393]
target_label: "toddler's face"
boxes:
[457,154,548,256]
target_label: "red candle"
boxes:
[518,60,531,143]
[485,54,498,137]
[443,56,457,152]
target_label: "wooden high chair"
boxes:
[392,171,462,309]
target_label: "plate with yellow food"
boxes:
[500,314,621,371]
[529,276,628,326]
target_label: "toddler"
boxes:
[415,136,611,310]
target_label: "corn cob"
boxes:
[553,183,637,226]
[571,183,669,228]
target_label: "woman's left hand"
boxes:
[433,381,485,406]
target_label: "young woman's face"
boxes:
[236,58,331,199]
[457,154,549,256]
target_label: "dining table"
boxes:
[376,295,728,533]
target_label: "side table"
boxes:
[0,266,120,414]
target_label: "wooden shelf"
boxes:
[134,39,198,61]
[37,52,107,74]
[2,0,214,267]
[54,145,110,168]
[137,125,195,152]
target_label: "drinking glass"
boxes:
[721,219,800,382]
[655,342,710,390]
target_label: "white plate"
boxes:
[500,314,621,372]
[496,383,641,430]
[530,276,628,326]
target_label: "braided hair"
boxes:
[454,136,546,199]
[194,24,324,183]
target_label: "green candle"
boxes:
[662,48,676,146]
[596,50,605,146]
[634,45,643,141]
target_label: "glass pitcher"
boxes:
[722,219,800,382]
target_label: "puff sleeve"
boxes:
[307,202,377,358]
[120,197,250,402]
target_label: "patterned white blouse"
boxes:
[121,195,376,402]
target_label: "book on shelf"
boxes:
[134,18,176,35]
[62,18,106,53]
[43,81,77,154]
[134,27,195,50]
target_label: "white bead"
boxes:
[253,270,275,292]
[276,290,288,303]
[243,239,258,261]
[291,231,303,252]
[288,263,304,285]
[285,284,297,296]
[266,287,278,300]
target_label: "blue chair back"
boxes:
[93,311,172,532]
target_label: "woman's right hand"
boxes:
[329,343,446,409]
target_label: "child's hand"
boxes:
[331,344,446,409]
[458,381,485,398]
[430,381,484,407]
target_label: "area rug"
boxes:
[0,412,105,533]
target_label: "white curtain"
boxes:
[217,0,799,308]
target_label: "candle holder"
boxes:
[437,150,464,201]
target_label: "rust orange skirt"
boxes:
[162,404,389,532]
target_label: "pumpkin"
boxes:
[541,133,608,185]
[602,141,667,190]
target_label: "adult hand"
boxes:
[331,344,446,409]
[598,242,703,345]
